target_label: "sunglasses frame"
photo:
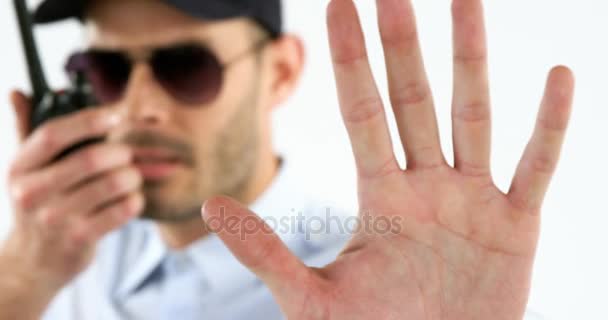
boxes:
[66,37,271,106]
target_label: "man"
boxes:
[0,0,574,319]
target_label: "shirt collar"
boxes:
[189,158,306,296]
[115,157,306,299]
[114,221,167,300]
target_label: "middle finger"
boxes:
[377,0,445,170]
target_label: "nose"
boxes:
[118,62,172,127]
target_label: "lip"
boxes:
[132,148,183,180]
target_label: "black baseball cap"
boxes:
[33,0,283,38]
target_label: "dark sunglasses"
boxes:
[65,39,269,106]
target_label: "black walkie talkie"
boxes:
[13,0,103,158]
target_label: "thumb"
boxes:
[9,90,32,143]
[201,196,312,297]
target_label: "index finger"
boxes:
[10,108,121,176]
[202,196,311,301]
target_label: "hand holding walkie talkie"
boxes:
[13,0,103,159]
[0,3,144,311]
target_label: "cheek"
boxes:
[175,74,245,126]
[174,107,233,159]
[171,76,250,155]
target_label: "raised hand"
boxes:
[201,0,575,319]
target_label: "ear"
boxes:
[265,35,306,109]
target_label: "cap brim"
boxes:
[33,0,247,24]
[34,0,87,23]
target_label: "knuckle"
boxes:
[390,83,430,108]
[408,146,446,170]
[7,163,21,183]
[379,21,418,48]
[99,204,126,228]
[358,157,400,180]
[124,169,142,189]
[112,146,135,168]
[530,154,557,175]
[453,101,490,124]
[109,144,131,162]
[37,127,59,150]
[70,228,93,248]
[79,145,131,174]
[107,170,132,193]
[97,171,127,197]
[132,193,145,212]
[84,111,101,130]
[48,165,65,182]
[103,175,123,194]
[344,97,384,124]
[106,205,122,222]
[537,116,568,132]
[79,148,103,172]
[39,207,63,229]
[122,193,144,217]
[457,160,491,178]
[11,181,35,210]
[130,169,143,188]
[454,50,487,65]
[510,196,541,214]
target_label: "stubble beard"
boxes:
[140,81,261,223]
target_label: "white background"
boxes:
[1,0,607,319]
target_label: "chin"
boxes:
[139,195,202,223]
[139,179,203,222]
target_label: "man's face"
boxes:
[86,0,270,222]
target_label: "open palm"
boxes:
[202,0,575,319]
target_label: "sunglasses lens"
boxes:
[66,45,225,106]
[67,51,131,104]
[88,51,131,104]
[152,45,223,105]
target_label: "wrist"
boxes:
[0,238,60,319]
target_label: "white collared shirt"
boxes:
[42,159,349,320]
[41,159,545,319]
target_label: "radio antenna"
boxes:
[13,0,50,104]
